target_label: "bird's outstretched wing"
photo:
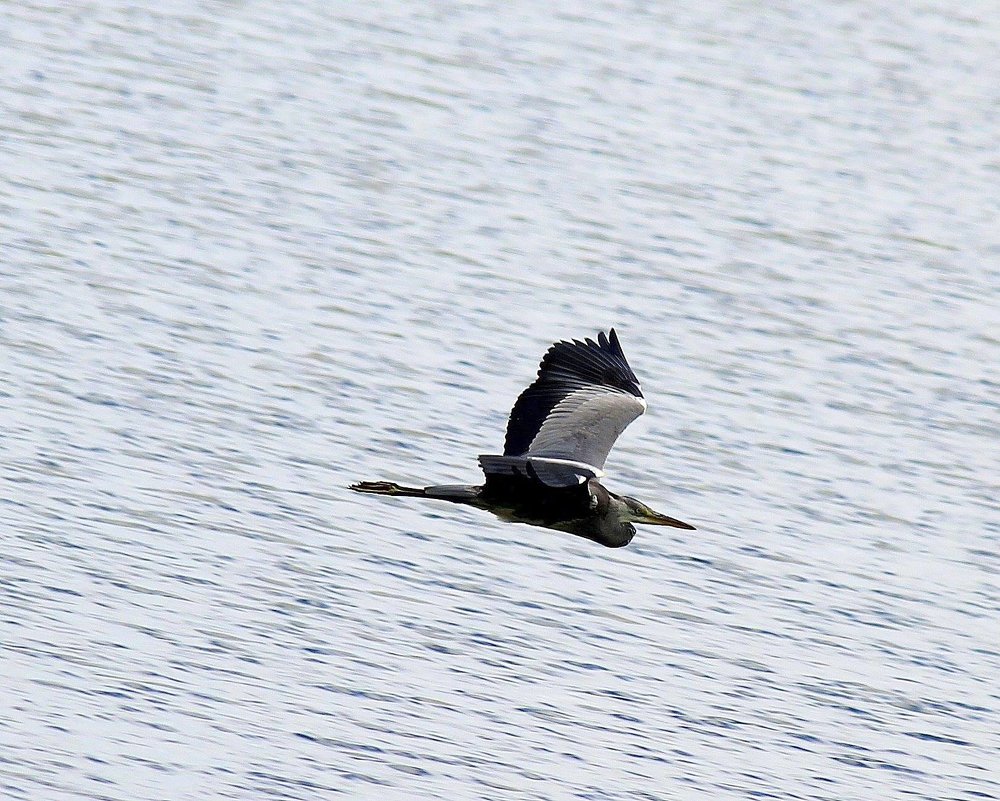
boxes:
[480,329,646,486]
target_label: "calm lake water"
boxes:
[2,1,998,799]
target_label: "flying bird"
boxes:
[351,329,694,547]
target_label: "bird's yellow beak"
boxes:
[636,507,696,530]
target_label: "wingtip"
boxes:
[608,327,626,358]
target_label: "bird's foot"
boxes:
[349,481,417,496]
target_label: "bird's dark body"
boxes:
[480,475,635,547]
[350,329,694,547]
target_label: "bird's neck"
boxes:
[595,499,636,548]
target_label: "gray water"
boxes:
[2,1,998,799]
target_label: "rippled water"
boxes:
[3,1,998,799]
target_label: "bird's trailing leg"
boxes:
[350,481,484,506]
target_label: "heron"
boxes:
[350,329,694,548]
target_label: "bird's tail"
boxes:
[349,481,482,504]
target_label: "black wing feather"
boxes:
[502,328,643,456]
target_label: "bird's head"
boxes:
[619,496,696,530]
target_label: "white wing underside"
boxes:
[528,386,646,466]
[480,387,646,487]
